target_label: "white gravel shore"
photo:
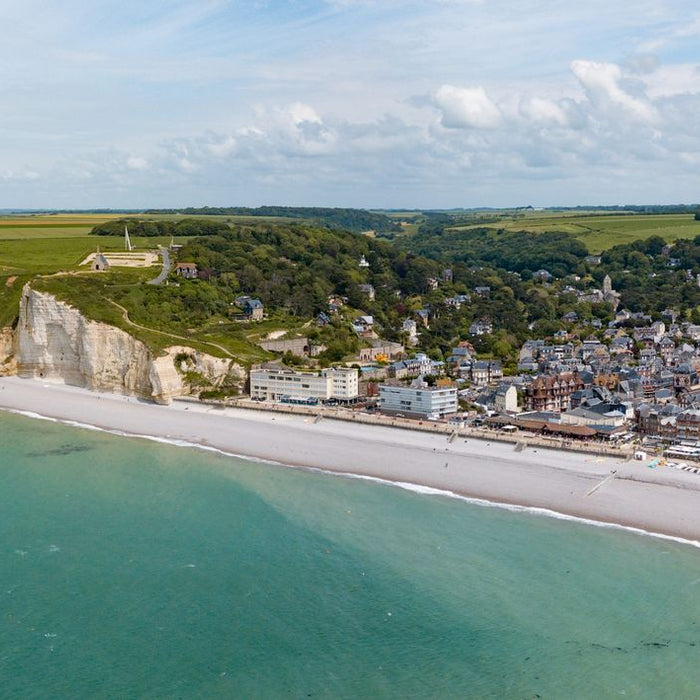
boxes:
[2,376,700,543]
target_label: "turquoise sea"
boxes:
[2,411,700,698]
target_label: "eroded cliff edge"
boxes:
[0,327,16,376]
[0,285,245,404]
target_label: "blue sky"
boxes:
[2,0,700,208]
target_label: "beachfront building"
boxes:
[524,372,584,413]
[378,381,458,419]
[250,367,359,403]
[475,383,519,414]
[559,404,628,430]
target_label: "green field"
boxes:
[0,214,126,240]
[450,212,700,254]
[0,236,187,275]
[0,214,167,275]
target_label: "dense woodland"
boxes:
[600,235,700,319]
[172,223,600,368]
[142,207,402,234]
[398,219,700,318]
[178,224,440,315]
[91,218,231,237]
[397,223,589,277]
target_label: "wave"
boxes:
[330,472,700,550]
[4,406,700,551]
[2,408,289,467]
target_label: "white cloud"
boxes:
[639,15,700,53]
[126,156,149,170]
[519,97,570,126]
[287,102,322,125]
[642,64,700,98]
[202,134,238,158]
[178,158,196,172]
[434,85,502,129]
[257,102,337,156]
[1,170,39,181]
[571,60,657,124]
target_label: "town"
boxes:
[236,259,700,458]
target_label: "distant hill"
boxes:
[143,206,402,234]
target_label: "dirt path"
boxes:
[103,297,236,359]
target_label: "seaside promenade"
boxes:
[224,397,640,461]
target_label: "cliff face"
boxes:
[0,327,16,376]
[14,285,245,404]
[17,286,154,396]
[149,346,246,404]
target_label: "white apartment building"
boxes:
[250,367,359,403]
[378,383,458,419]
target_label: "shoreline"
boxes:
[226,397,639,461]
[2,376,700,545]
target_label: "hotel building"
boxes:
[250,367,359,403]
[378,383,458,419]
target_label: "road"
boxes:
[147,246,170,285]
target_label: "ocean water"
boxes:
[1,412,700,699]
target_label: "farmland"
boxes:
[448,211,700,254]
[0,214,125,240]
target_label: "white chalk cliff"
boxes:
[0,327,16,376]
[7,285,244,404]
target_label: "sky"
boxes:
[2,0,700,209]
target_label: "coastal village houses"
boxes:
[524,372,584,412]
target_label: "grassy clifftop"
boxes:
[31,271,273,363]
